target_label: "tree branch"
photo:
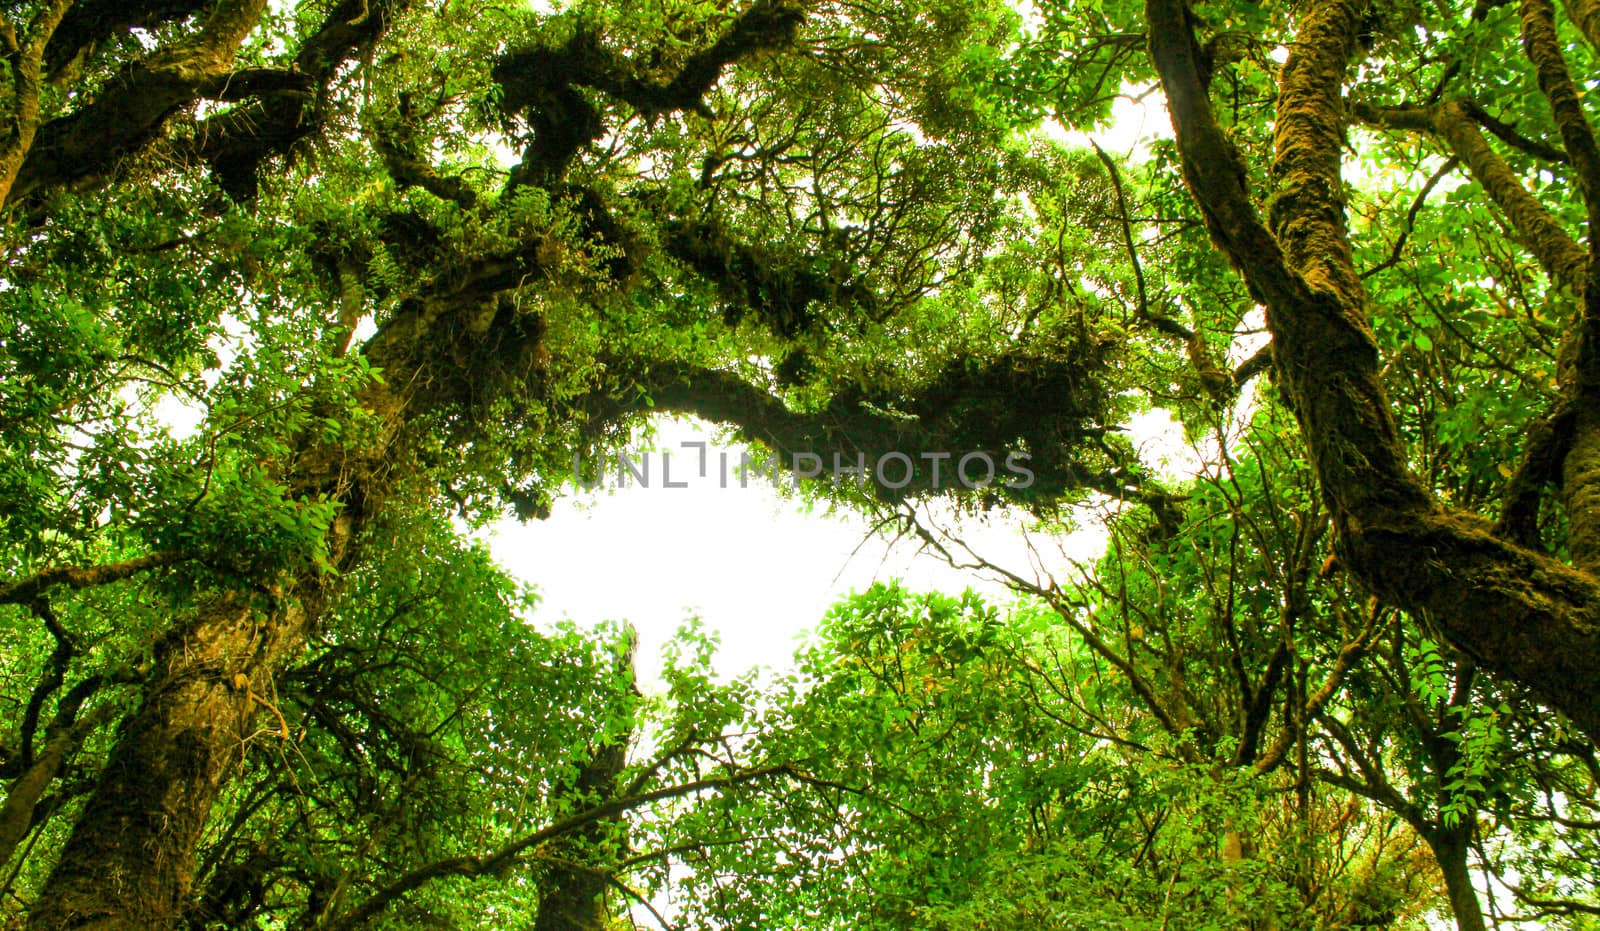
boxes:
[40,0,207,79]
[1149,0,1600,743]
[1519,0,1600,234]
[174,0,410,201]
[322,765,796,931]
[1461,99,1569,164]
[0,552,185,606]
[1520,0,1600,572]
[0,0,74,204]
[0,702,114,870]
[1360,156,1460,281]
[608,352,1129,507]
[7,0,270,206]
[494,0,804,188]
[1496,407,1576,547]
[1561,0,1600,49]
[1355,100,1588,297]
[1255,609,1381,775]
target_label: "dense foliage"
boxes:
[5,0,1600,926]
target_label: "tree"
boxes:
[691,402,1600,929]
[956,0,1600,741]
[657,581,1449,930]
[889,378,1600,929]
[0,0,1147,923]
[1135,0,1600,739]
[7,0,1600,925]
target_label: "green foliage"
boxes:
[6,0,1600,926]
[647,582,1441,930]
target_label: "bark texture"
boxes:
[6,0,270,207]
[24,595,311,930]
[1433,101,1589,296]
[0,0,74,205]
[1520,0,1600,573]
[1562,0,1600,48]
[1147,0,1600,742]
[1428,826,1488,931]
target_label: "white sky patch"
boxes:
[351,313,379,345]
[1040,83,1172,162]
[1126,406,1202,482]
[151,393,207,440]
[1229,306,1271,366]
[486,417,1095,687]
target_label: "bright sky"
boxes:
[482,416,1112,687]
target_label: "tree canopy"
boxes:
[5,0,1600,926]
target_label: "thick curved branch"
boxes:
[494,0,803,188]
[373,127,479,211]
[0,0,75,205]
[1254,610,1380,775]
[6,0,269,206]
[16,599,74,769]
[1520,0,1600,572]
[1520,0,1600,231]
[1145,0,1305,313]
[1149,0,1600,742]
[1496,408,1576,547]
[1562,0,1600,48]
[40,0,208,78]
[609,353,1138,507]
[657,0,803,114]
[1232,344,1274,387]
[176,0,409,201]
[1356,100,1588,297]
[1269,0,1368,298]
[1236,640,1290,766]
[0,599,115,867]
[0,551,185,606]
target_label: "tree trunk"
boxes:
[18,271,537,925]
[1427,826,1488,931]
[533,629,637,931]
[24,595,313,930]
[1145,0,1600,743]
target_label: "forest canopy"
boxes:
[5,0,1600,926]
